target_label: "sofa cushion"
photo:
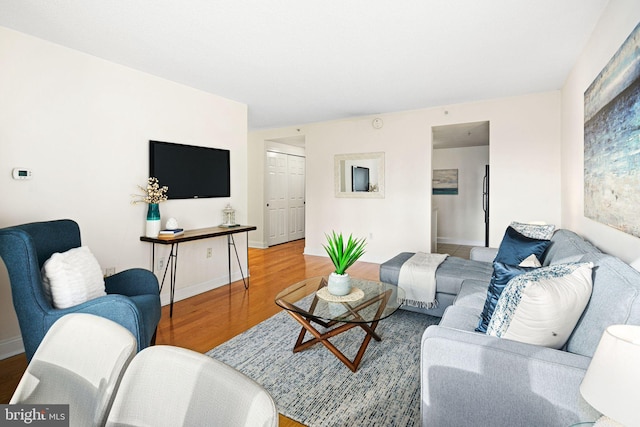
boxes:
[434,257,494,295]
[510,221,556,240]
[453,279,488,309]
[495,226,551,266]
[380,253,493,296]
[41,246,106,309]
[379,252,414,285]
[486,262,593,349]
[476,262,535,333]
[541,229,601,266]
[566,253,640,357]
[439,305,481,331]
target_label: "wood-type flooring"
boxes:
[0,239,380,427]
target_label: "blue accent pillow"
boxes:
[476,262,534,333]
[494,226,551,266]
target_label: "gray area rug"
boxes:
[206,307,439,427]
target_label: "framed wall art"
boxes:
[584,22,640,237]
[432,169,458,195]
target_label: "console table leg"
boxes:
[169,243,178,317]
[228,234,249,290]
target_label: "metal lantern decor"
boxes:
[221,204,236,227]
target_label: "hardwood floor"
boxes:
[0,239,380,427]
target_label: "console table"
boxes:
[140,225,257,317]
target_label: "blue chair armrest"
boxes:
[105,268,159,297]
[45,294,151,351]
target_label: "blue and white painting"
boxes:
[432,169,458,195]
[584,22,640,238]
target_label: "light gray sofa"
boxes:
[380,229,640,426]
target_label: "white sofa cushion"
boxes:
[41,246,106,309]
[486,262,593,349]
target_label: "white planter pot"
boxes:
[328,272,351,296]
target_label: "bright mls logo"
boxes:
[0,405,69,426]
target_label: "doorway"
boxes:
[431,121,490,248]
[264,137,306,247]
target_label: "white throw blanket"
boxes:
[398,252,448,309]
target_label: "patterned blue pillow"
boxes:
[475,262,534,333]
[510,222,555,240]
[494,226,551,266]
[486,262,594,349]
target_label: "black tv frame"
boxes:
[149,140,230,199]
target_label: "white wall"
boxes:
[0,27,248,358]
[433,145,489,246]
[249,91,562,263]
[561,0,640,265]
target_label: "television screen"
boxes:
[352,166,369,192]
[149,140,230,199]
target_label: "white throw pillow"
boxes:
[41,246,106,309]
[519,254,542,268]
[486,262,593,349]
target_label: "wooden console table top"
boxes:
[140,225,256,244]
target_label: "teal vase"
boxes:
[145,203,161,237]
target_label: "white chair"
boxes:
[11,313,137,427]
[106,345,279,427]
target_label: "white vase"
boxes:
[327,272,351,296]
[146,219,161,237]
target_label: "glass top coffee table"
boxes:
[275,276,405,372]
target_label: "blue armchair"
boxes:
[0,219,161,361]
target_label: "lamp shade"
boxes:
[580,325,640,426]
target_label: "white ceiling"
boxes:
[0,0,609,131]
[432,121,489,149]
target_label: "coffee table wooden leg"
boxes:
[288,310,362,371]
[284,288,393,372]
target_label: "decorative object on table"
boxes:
[131,177,168,238]
[322,231,366,296]
[221,203,237,227]
[579,324,640,427]
[316,286,364,302]
[157,228,184,240]
[165,217,179,230]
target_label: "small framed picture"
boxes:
[432,169,458,195]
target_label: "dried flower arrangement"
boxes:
[131,177,169,204]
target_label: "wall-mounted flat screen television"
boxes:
[352,166,369,192]
[149,140,230,199]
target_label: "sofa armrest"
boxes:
[421,325,600,427]
[469,246,497,263]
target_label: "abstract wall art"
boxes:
[432,169,458,195]
[584,22,640,238]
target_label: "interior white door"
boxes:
[266,151,288,246]
[287,155,305,241]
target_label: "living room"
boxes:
[1,0,640,424]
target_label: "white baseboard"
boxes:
[0,335,24,360]
[160,270,250,306]
[249,240,268,249]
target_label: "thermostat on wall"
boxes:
[12,168,32,180]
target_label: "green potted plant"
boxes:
[322,231,367,295]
